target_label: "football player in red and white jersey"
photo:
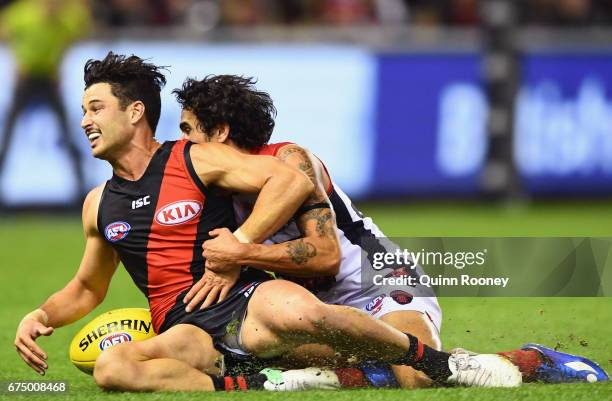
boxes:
[176,75,609,389]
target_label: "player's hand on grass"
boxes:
[15,311,54,376]
[202,228,247,272]
[184,265,241,312]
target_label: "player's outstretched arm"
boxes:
[203,144,341,276]
[15,186,119,375]
[190,142,314,243]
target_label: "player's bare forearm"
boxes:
[236,143,341,275]
[192,143,314,243]
[239,169,313,243]
[230,207,341,276]
[39,278,105,328]
[37,185,119,328]
[230,143,342,275]
[234,239,333,277]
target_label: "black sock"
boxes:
[210,373,268,391]
[393,333,453,383]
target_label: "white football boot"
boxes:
[261,368,341,391]
[447,353,522,387]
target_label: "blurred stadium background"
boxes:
[0,1,611,398]
[1,0,612,207]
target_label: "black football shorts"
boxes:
[159,267,272,356]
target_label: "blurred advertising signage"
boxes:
[373,52,612,196]
[516,53,612,193]
[373,53,487,196]
[1,43,376,206]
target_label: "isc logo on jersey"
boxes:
[99,333,132,351]
[105,221,131,242]
[155,200,202,226]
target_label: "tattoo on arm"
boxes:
[286,239,317,265]
[278,145,325,204]
[278,145,336,239]
[278,146,316,182]
[303,208,335,238]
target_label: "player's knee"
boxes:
[94,344,139,390]
[94,351,120,390]
[253,281,332,336]
[285,300,332,335]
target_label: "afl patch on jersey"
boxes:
[105,221,131,242]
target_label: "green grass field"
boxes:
[1,201,611,400]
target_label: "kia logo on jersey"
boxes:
[155,200,202,226]
[104,221,131,242]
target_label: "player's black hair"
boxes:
[172,75,276,149]
[83,51,167,132]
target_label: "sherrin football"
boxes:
[69,308,156,374]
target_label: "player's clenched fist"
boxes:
[202,228,247,272]
[15,309,54,375]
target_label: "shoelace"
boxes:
[455,356,493,386]
[279,377,307,391]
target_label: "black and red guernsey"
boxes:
[97,140,238,333]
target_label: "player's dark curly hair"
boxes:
[83,52,167,132]
[172,75,276,149]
